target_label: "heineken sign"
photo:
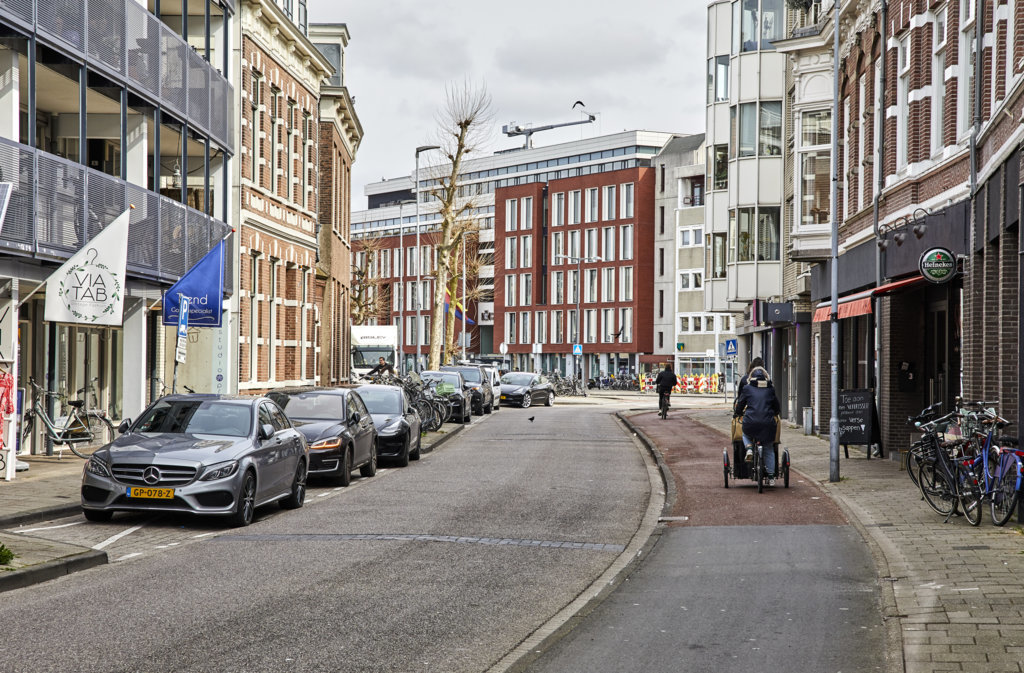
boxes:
[919,247,956,284]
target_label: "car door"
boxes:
[348,393,373,464]
[403,389,421,436]
[255,402,284,500]
[530,376,542,404]
[269,402,302,484]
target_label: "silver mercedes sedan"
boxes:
[81,395,309,527]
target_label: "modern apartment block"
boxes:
[0,0,235,434]
[352,131,677,376]
[778,0,1021,454]
[652,133,736,379]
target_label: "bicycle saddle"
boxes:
[67,400,85,408]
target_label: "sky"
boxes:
[306,0,708,210]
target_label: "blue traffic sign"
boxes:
[725,339,738,356]
[572,344,583,356]
[178,297,190,338]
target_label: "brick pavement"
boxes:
[687,406,1024,673]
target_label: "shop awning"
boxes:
[812,275,925,323]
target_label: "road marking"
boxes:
[192,532,218,538]
[18,521,84,533]
[93,523,146,550]
[114,553,143,561]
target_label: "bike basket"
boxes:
[434,382,455,395]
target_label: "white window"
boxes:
[520,312,531,344]
[620,224,634,260]
[552,311,564,343]
[602,185,616,220]
[553,193,565,226]
[897,34,909,169]
[620,266,633,301]
[678,269,703,291]
[932,6,947,155]
[406,316,416,345]
[843,98,850,221]
[521,235,533,267]
[602,308,615,343]
[568,309,578,343]
[551,231,564,265]
[619,307,633,342]
[406,247,416,276]
[874,61,882,198]
[522,196,533,230]
[406,281,416,310]
[568,269,579,304]
[520,273,532,307]
[535,311,547,344]
[552,270,565,304]
[505,274,516,307]
[620,183,634,218]
[585,228,598,259]
[858,74,867,210]
[584,309,597,343]
[586,187,598,222]
[958,6,976,139]
[602,268,615,302]
[585,268,598,302]
[505,198,518,232]
[679,316,690,333]
[569,190,582,224]
[420,245,432,275]
[421,316,430,346]
[505,237,518,270]
[569,229,580,258]
[506,312,517,344]
[381,249,391,279]
[602,226,616,262]
[798,110,831,228]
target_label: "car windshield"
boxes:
[274,392,346,420]
[358,388,403,414]
[423,372,461,387]
[450,368,481,383]
[502,373,534,386]
[135,400,252,437]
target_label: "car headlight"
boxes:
[380,419,404,434]
[199,461,239,481]
[85,456,111,478]
[310,437,343,450]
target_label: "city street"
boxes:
[0,401,657,673]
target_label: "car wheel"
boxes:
[396,436,411,467]
[360,442,378,477]
[335,446,353,487]
[281,460,307,510]
[545,391,554,407]
[83,509,113,522]
[230,471,257,527]
[522,394,532,409]
[485,401,492,414]
[410,434,422,460]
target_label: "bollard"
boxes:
[803,407,813,435]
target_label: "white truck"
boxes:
[351,325,399,380]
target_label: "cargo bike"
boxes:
[722,438,791,493]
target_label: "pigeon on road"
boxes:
[528,416,535,422]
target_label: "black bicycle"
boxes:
[658,390,670,419]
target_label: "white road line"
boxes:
[93,523,146,550]
[114,553,143,562]
[18,521,84,533]
[192,532,218,539]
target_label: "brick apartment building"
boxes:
[778,0,1022,454]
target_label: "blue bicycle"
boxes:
[957,407,1021,527]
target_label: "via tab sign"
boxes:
[725,339,737,356]
[572,344,583,356]
[177,296,190,338]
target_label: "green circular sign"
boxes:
[919,247,956,284]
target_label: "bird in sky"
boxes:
[573,101,585,109]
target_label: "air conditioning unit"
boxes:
[795,275,811,295]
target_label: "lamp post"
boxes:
[415,145,440,373]
[556,253,602,397]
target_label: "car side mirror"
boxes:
[259,423,275,440]
[117,419,131,434]
[349,411,361,426]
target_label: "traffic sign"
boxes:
[573,344,583,356]
[498,341,508,355]
[725,339,737,356]
[177,296,190,338]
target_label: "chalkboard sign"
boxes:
[838,389,877,445]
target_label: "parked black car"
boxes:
[421,370,471,424]
[356,384,422,466]
[81,394,308,527]
[499,372,555,408]
[440,364,494,415]
[269,387,377,486]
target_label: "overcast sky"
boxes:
[307,0,707,210]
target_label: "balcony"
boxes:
[0,136,232,288]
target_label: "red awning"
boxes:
[812,275,925,323]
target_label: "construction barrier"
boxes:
[640,373,722,394]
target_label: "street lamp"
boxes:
[556,253,602,397]
[415,144,441,372]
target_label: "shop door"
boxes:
[924,301,948,409]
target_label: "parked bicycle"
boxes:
[21,377,115,458]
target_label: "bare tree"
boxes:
[424,81,493,369]
[349,234,389,326]
[427,228,489,363]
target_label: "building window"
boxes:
[505,237,518,270]
[757,207,781,260]
[586,187,598,222]
[620,224,634,260]
[536,311,547,344]
[552,271,564,304]
[553,192,565,226]
[506,312,517,344]
[620,183,634,218]
[505,274,517,307]
[570,190,582,224]
[521,235,533,267]
[520,274,532,306]
[659,247,665,276]
[680,316,690,333]
[897,33,910,168]
[585,268,598,302]
[932,6,947,154]
[659,290,664,318]
[739,0,758,52]
[708,232,727,279]
[660,206,665,235]
[738,102,756,157]
[521,312,531,344]
[584,309,597,343]
[603,185,616,220]
[551,231,564,265]
[620,266,633,301]
[603,268,615,302]
[602,226,616,262]
[569,230,580,258]
[759,101,782,156]
[798,110,831,227]
[553,311,564,343]
[707,55,730,103]
[522,196,533,230]
[730,208,780,262]
[505,198,518,231]
[568,270,579,304]
[619,307,633,342]
[585,228,598,258]
[709,144,728,190]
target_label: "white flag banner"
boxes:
[44,209,131,326]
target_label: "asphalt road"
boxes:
[523,411,889,673]
[0,403,654,673]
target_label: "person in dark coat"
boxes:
[733,366,781,477]
[654,364,677,413]
[734,357,764,406]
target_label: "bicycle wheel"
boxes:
[906,443,925,489]
[87,414,115,446]
[957,465,983,526]
[756,446,764,493]
[919,460,957,516]
[991,454,1021,526]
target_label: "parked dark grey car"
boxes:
[421,370,471,424]
[81,395,308,527]
[269,387,378,486]
[441,364,494,415]
[499,372,555,408]
[356,384,422,466]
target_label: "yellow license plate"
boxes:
[126,487,174,499]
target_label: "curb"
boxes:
[0,547,108,594]
[0,504,83,530]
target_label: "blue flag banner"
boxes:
[162,241,224,327]
[444,292,476,325]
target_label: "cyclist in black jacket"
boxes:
[734,366,781,476]
[654,364,677,417]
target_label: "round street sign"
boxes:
[919,247,956,283]
[498,341,508,355]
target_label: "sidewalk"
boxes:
[0,422,468,593]
[686,406,1024,673]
